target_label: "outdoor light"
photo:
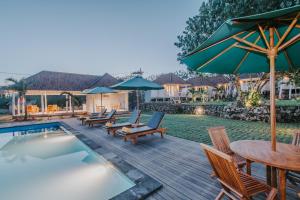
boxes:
[195,106,204,115]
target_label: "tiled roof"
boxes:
[154,73,187,85]
[24,71,119,91]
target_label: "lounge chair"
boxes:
[287,131,300,197]
[200,143,277,200]
[104,110,142,136]
[117,112,166,144]
[85,109,116,127]
[78,109,107,125]
[208,126,249,173]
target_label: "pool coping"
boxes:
[1,121,162,200]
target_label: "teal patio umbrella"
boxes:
[111,76,163,110]
[182,5,300,151]
[82,87,116,112]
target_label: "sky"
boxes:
[0,0,203,85]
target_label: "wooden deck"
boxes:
[63,118,299,200]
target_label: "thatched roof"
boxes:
[25,71,119,91]
[154,73,187,85]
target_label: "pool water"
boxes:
[0,123,134,200]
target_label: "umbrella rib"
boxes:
[275,12,300,48]
[258,24,270,49]
[195,31,255,71]
[278,33,300,51]
[274,28,295,70]
[186,31,246,56]
[233,44,266,54]
[232,36,267,53]
[233,35,262,74]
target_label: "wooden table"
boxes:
[230,140,300,200]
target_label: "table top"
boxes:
[230,140,300,171]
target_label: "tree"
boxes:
[6,78,28,120]
[60,92,82,117]
[175,0,299,59]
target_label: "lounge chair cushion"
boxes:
[128,110,141,124]
[147,112,165,129]
[121,126,154,135]
[109,122,131,128]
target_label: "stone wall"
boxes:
[141,102,300,123]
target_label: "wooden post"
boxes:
[269,55,277,151]
[269,27,277,152]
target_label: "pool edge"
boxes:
[59,121,163,200]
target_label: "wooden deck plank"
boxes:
[63,118,299,200]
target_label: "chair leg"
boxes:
[160,131,164,138]
[131,136,137,144]
[215,189,225,200]
[246,160,251,175]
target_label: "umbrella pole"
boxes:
[269,27,277,152]
[101,94,103,111]
[136,90,139,110]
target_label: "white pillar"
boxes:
[41,94,44,113]
[12,93,16,116]
[17,97,20,115]
[279,84,283,99]
[65,95,69,112]
[289,84,292,99]
[22,97,26,115]
[69,95,72,111]
[44,93,48,112]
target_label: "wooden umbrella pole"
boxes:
[269,27,277,152]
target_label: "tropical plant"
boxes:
[244,89,262,107]
[6,78,28,120]
[60,92,82,117]
[175,0,299,59]
[188,88,208,102]
[284,69,300,87]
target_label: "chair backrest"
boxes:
[292,131,300,147]
[101,108,107,115]
[147,112,165,129]
[208,126,232,154]
[106,109,116,119]
[128,110,141,124]
[200,143,247,196]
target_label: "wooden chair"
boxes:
[201,143,277,200]
[287,131,300,197]
[208,127,249,173]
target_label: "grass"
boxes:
[118,114,300,145]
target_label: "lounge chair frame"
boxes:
[85,110,116,127]
[106,110,142,136]
[123,127,167,144]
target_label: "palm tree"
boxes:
[60,92,82,117]
[6,78,28,120]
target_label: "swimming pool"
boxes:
[0,122,135,200]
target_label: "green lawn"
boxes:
[119,114,300,145]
